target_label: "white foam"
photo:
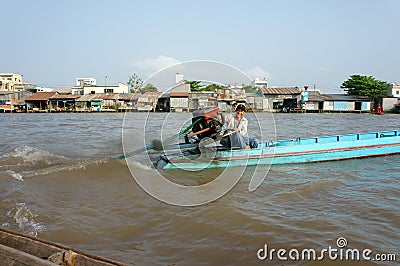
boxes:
[2,146,68,166]
[5,170,23,181]
[126,158,154,171]
[23,157,110,178]
[7,203,46,237]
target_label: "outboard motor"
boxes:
[185,107,223,143]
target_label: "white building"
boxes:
[0,73,25,91]
[76,77,96,87]
[252,78,268,89]
[35,86,56,92]
[170,83,190,112]
[387,82,400,98]
[82,82,129,94]
[175,72,185,84]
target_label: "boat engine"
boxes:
[185,107,224,143]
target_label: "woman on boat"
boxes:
[220,104,258,149]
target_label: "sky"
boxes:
[2,0,400,93]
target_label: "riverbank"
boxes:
[1,108,397,114]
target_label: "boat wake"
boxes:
[4,170,24,181]
[0,145,117,180]
[0,145,68,167]
[3,202,46,237]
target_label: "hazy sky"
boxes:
[2,0,399,93]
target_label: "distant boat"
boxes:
[158,130,400,170]
[0,227,126,266]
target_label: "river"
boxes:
[0,112,398,265]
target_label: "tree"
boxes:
[203,83,225,92]
[185,81,226,92]
[341,75,387,99]
[127,74,143,93]
[140,83,158,93]
[185,80,204,91]
[242,85,259,93]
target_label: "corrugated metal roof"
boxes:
[76,94,119,101]
[324,94,371,101]
[52,88,72,94]
[94,94,118,100]
[50,94,81,100]
[76,94,93,101]
[118,93,141,100]
[170,92,189,97]
[308,94,332,102]
[142,92,161,96]
[25,92,57,101]
[261,88,301,95]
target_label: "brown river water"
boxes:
[0,112,399,265]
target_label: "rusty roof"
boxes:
[76,94,93,101]
[50,94,81,100]
[93,94,118,100]
[25,92,57,101]
[261,87,301,95]
[170,92,189,97]
[142,92,161,96]
[118,93,141,100]
[76,93,119,101]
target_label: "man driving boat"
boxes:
[220,104,258,149]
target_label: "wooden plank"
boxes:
[0,228,127,266]
[0,243,56,266]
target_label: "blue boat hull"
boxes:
[162,130,400,169]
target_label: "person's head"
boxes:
[235,104,246,116]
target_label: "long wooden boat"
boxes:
[0,227,126,266]
[160,130,400,170]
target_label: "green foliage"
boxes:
[341,75,387,98]
[185,80,203,91]
[140,83,158,93]
[185,80,225,92]
[242,85,259,93]
[203,83,225,92]
[127,74,143,93]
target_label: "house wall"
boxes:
[171,83,190,93]
[246,96,265,110]
[305,102,319,110]
[387,83,400,97]
[83,83,128,94]
[76,78,96,86]
[262,99,270,111]
[324,100,370,111]
[72,88,83,95]
[362,102,370,111]
[323,101,334,111]
[137,93,160,111]
[382,97,399,111]
[0,73,23,91]
[333,101,349,111]
[171,98,188,108]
